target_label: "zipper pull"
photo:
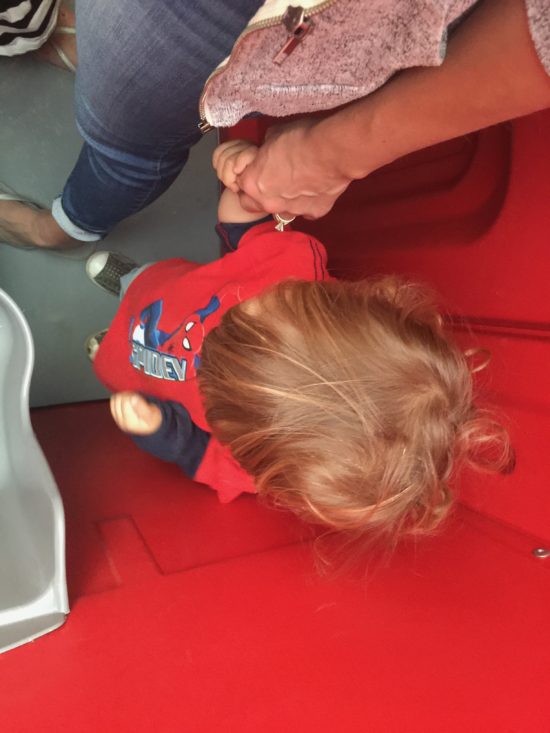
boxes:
[273,6,313,66]
[198,119,213,134]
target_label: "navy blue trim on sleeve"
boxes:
[216,216,272,254]
[131,396,210,479]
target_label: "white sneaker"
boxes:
[85,329,108,362]
[86,251,138,296]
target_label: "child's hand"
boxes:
[110,392,163,435]
[212,140,259,193]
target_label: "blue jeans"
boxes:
[52,0,262,241]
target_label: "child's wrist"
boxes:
[218,187,267,224]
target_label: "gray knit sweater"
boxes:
[201,0,550,128]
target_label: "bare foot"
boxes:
[0,200,80,250]
[35,6,77,72]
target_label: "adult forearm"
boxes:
[237,0,550,219]
[315,0,550,179]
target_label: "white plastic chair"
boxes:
[0,288,68,653]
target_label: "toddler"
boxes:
[87,140,509,542]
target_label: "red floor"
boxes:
[4,110,550,731]
[0,402,543,732]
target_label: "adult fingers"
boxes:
[238,188,337,219]
[238,191,276,213]
[296,195,338,219]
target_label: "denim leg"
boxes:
[53,0,263,240]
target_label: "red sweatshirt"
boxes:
[94,220,328,502]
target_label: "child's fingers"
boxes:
[213,141,259,187]
[120,393,141,430]
[111,392,136,431]
[110,391,144,433]
[109,394,117,423]
[110,393,126,430]
[114,392,162,434]
[130,393,161,427]
[212,140,236,170]
[218,149,259,192]
[232,147,259,176]
[215,145,246,182]
[219,155,240,193]
[212,140,249,172]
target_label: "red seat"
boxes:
[5,112,550,732]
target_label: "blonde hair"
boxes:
[199,277,510,543]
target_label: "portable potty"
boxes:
[0,287,68,653]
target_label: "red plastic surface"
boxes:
[305,110,550,544]
[4,111,550,731]
[0,402,548,732]
[223,109,550,542]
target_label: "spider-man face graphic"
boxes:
[128,285,241,382]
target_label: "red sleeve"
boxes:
[240,222,328,273]
[194,438,257,503]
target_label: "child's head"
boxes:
[199,277,509,543]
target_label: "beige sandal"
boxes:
[0,183,43,251]
[0,183,91,259]
[50,26,76,73]
[37,5,77,73]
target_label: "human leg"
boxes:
[84,253,153,360]
[86,251,150,298]
[0,201,78,249]
[86,250,141,298]
[1,0,262,249]
[35,4,77,72]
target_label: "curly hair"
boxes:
[198,277,510,542]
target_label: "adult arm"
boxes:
[237,0,550,219]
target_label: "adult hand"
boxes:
[236,118,352,220]
[110,392,162,435]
